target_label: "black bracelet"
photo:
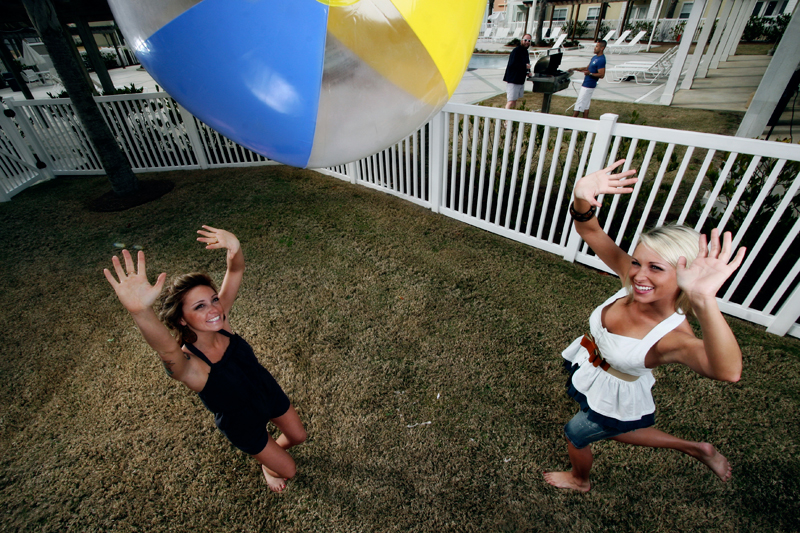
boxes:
[569,202,596,222]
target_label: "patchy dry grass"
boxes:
[1,167,798,532]
[478,93,744,136]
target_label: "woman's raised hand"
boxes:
[574,159,638,208]
[104,249,167,314]
[677,229,746,301]
[197,225,240,254]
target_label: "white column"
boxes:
[722,0,756,61]
[698,0,735,77]
[646,0,665,51]
[647,0,661,18]
[680,0,724,89]
[735,6,800,138]
[660,0,708,105]
[710,0,743,69]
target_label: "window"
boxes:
[752,1,764,15]
[778,0,789,14]
[552,7,567,21]
[631,6,647,20]
[586,7,600,20]
[764,0,777,15]
[678,2,693,19]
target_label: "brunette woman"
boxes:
[104,226,305,492]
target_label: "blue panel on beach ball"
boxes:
[107,0,485,168]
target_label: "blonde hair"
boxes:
[623,225,701,315]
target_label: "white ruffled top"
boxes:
[562,289,686,422]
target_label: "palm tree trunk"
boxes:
[20,0,139,195]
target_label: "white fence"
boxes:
[1,93,799,338]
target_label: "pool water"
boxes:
[468,54,510,70]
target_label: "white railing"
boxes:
[2,94,799,337]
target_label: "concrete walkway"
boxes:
[3,44,786,138]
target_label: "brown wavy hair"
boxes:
[158,272,218,346]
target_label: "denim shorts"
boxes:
[564,409,626,449]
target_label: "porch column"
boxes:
[735,6,800,138]
[659,0,707,105]
[697,0,735,77]
[710,0,744,70]
[680,0,724,89]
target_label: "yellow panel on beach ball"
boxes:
[389,0,487,96]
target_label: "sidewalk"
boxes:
[1,45,769,115]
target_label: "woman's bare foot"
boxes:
[695,443,732,482]
[543,471,591,492]
[261,464,287,492]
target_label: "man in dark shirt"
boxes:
[503,34,532,110]
[569,40,607,118]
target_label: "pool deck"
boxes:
[1,43,784,137]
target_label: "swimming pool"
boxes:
[468,54,510,70]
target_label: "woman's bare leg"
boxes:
[612,427,732,481]
[271,405,307,450]
[252,437,296,492]
[252,406,307,492]
[543,440,593,492]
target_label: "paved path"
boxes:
[0,44,772,116]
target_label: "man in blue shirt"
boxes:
[569,40,606,118]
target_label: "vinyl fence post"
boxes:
[1,100,56,182]
[429,111,445,213]
[347,162,358,184]
[177,103,209,169]
[766,283,800,337]
[563,113,618,263]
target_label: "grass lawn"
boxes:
[477,93,745,136]
[1,165,799,532]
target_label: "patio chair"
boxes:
[530,33,569,60]
[547,26,562,41]
[609,30,631,46]
[512,27,523,40]
[606,46,678,84]
[582,29,617,49]
[21,69,44,85]
[492,27,510,43]
[606,30,648,54]
[478,27,493,41]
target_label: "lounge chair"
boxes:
[21,69,45,85]
[512,27,523,40]
[606,46,678,84]
[478,27,493,41]
[531,33,569,60]
[492,27,510,43]
[608,30,631,47]
[582,29,616,49]
[606,30,648,54]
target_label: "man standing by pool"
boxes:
[503,34,532,110]
[569,40,606,118]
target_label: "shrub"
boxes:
[764,13,791,43]
[743,15,768,41]
[563,20,590,38]
[670,21,686,42]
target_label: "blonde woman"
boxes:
[544,160,746,492]
[104,226,305,492]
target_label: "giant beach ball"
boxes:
[107,0,487,168]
